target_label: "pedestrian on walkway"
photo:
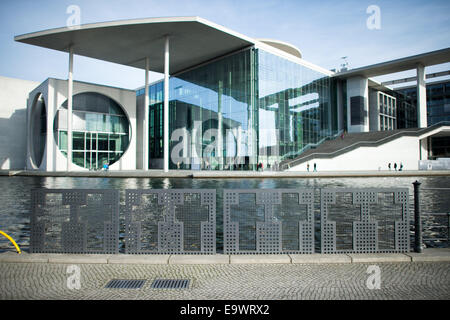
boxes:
[307,163,310,172]
[314,163,317,172]
[388,163,391,170]
[399,162,403,171]
[394,163,397,171]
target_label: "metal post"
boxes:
[413,180,423,253]
[163,36,170,173]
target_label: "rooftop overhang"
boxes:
[333,47,450,80]
[14,16,256,74]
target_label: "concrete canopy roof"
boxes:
[333,47,450,79]
[14,17,256,74]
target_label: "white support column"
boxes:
[217,80,223,170]
[163,36,170,172]
[67,46,74,171]
[144,57,150,170]
[236,125,242,158]
[417,64,427,128]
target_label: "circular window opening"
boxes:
[30,93,47,168]
[53,92,131,170]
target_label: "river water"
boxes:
[0,175,448,252]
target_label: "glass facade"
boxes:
[396,81,450,125]
[140,47,335,170]
[53,92,130,169]
[146,49,255,170]
[257,49,335,166]
[395,80,450,158]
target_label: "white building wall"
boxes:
[0,76,40,169]
[287,136,420,171]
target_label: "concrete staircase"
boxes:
[280,122,450,170]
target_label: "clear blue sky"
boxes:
[1,0,449,89]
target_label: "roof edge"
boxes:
[14,16,201,43]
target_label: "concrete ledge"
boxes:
[169,254,229,265]
[0,252,49,263]
[1,249,449,265]
[290,254,352,264]
[405,248,450,262]
[347,253,411,263]
[47,254,111,264]
[230,254,291,264]
[108,254,170,264]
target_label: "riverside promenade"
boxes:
[1,249,449,300]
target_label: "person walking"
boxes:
[388,163,391,171]
[313,163,317,172]
[307,163,310,172]
[399,162,403,171]
[394,163,397,171]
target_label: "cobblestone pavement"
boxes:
[0,262,449,300]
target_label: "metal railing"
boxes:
[280,129,344,163]
[24,181,448,254]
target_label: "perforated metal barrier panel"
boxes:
[223,189,315,254]
[30,189,119,254]
[124,189,216,254]
[29,187,411,255]
[320,188,410,253]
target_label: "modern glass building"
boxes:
[12,17,450,172]
[138,47,336,170]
